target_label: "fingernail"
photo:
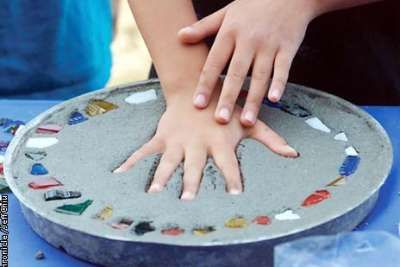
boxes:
[218,108,231,121]
[179,26,194,35]
[229,189,242,195]
[243,111,256,124]
[148,184,163,193]
[194,94,207,107]
[113,167,123,173]
[284,145,299,157]
[269,90,281,102]
[181,191,195,200]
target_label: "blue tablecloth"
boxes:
[1,100,399,267]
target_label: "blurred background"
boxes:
[107,0,151,87]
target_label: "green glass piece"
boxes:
[55,199,93,215]
[0,180,10,193]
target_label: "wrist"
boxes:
[160,77,198,106]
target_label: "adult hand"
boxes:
[178,0,317,127]
[114,91,298,201]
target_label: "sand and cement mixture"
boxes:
[4,80,392,266]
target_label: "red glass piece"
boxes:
[28,177,63,189]
[302,190,331,207]
[161,226,185,236]
[36,124,63,134]
[252,215,271,225]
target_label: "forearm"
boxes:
[311,0,383,17]
[128,0,209,102]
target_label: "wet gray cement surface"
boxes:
[7,80,392,247]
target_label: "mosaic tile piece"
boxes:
[334,132,348,142]
[28,177,63,189]
[68,111,88,125]
[31,163,48,176]
[275,209,300,221]
[125,89,157,104]
[3,120,24,135]
[0,141,9,153]
[85,99,118,117]
[44,190,81,201]
[161,226,185,236]
[305,117,331,133]
[55,199,93,215]
[192,226,216,236]
[280,102,312,118]
[0,182,9,192]
[252,215,271,225]
[133,221,156,236]
[302,190,331,207]
[327,176,347,187]
[339,156,361,177]
[345,146,359,156]
[0,161,8,192]
[224,216,248,229]
[25,151,47,161]
[5,125,20,135]
[0,163,4,179]
[263,99,285,109]
[36,124,63,134]
[35,250,45,260]
[93,206,113,221]
[239,90,311,118]
[110,217,134,230]
[26,137,58,149]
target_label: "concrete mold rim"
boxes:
[4,79,393,247]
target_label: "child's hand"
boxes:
[178,0,317,126]
[114,93,298,201]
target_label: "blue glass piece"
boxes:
[68,111,88,125]
[31,163,49,176]
[339,155,361,176]
[0,141,9,153]
[261,98,312,118]
[263,98,285,109]
[281,103,312,118]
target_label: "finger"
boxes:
[212,148,242,194]
[241,50,274,127]
[148,147,184,193]
[181,147,207,201]
[178,7,227,44]
[268,48,297,102]
[249,121,299,158]
[215,44,255,124]
[114,139,163,173]
[193,31,235,109]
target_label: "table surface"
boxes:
[1,100,399,267]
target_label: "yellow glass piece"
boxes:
[327,176,347,187]
[93,206,113,220]
[192,226,215,236]
[224,216,247,229]
[85,99,118,116]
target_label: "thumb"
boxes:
[248,121,299,158]
[178,7,227,44]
